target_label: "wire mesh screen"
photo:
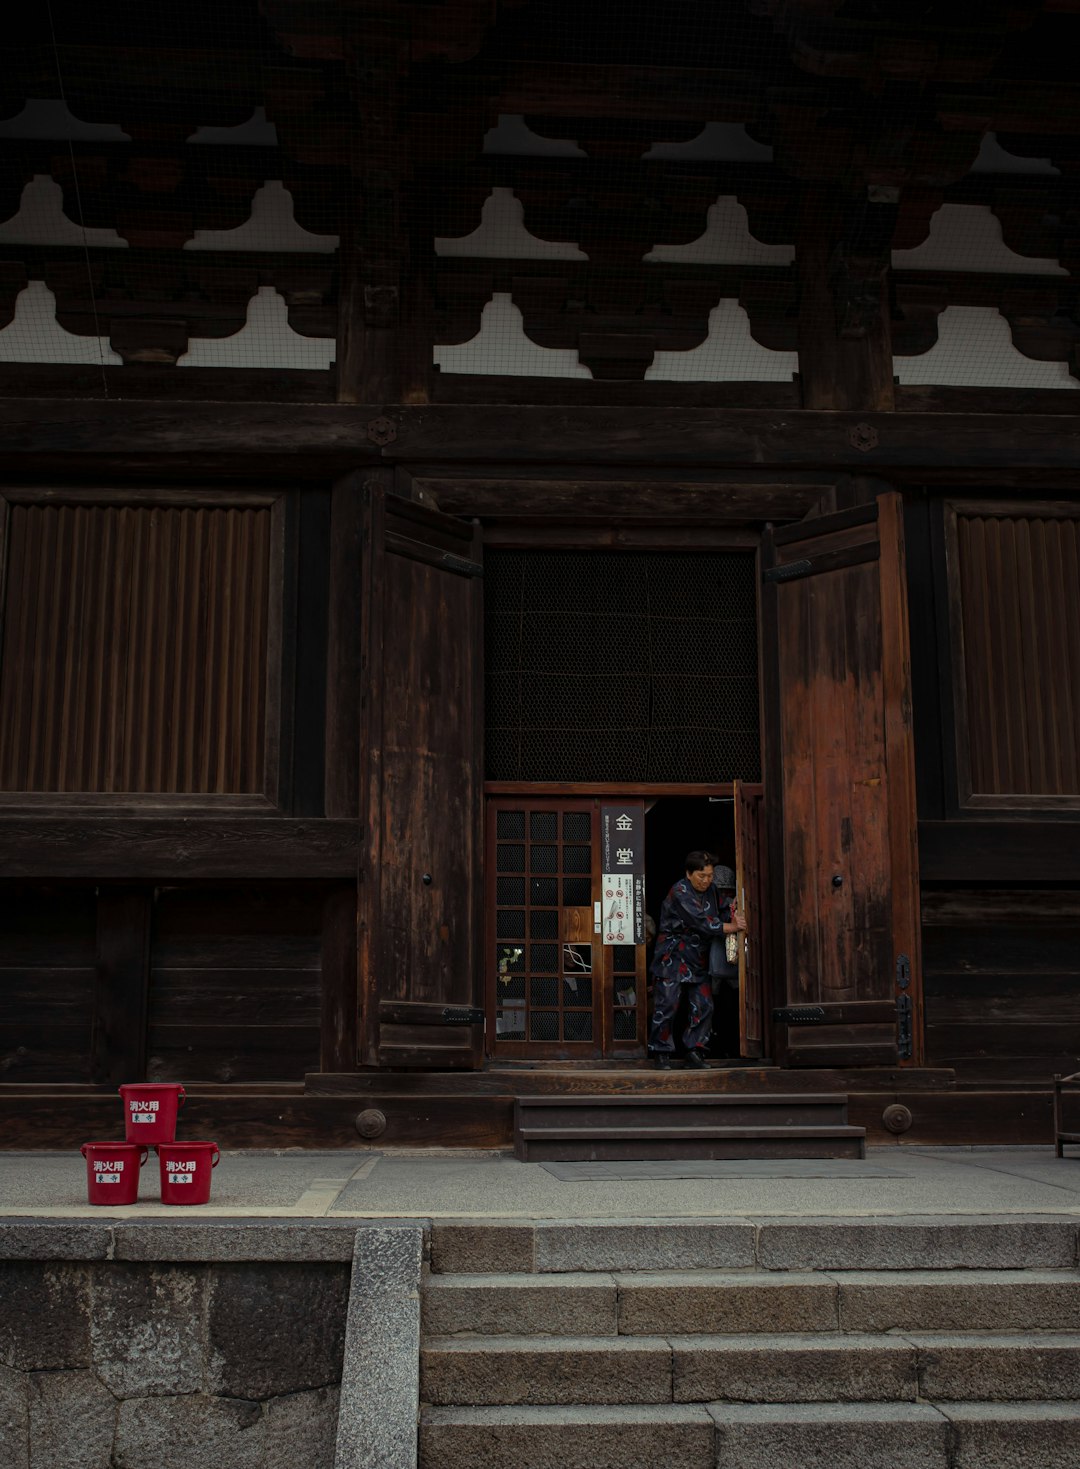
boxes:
[1,3,1077,394]
[486,549,760,782]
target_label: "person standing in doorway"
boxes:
[648,851,743,1069]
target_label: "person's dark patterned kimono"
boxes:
[648,878,725,1055]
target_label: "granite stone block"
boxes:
[422,1335,672,1407]
[673,1332,918,1403]
[335,1224,424,1469]
[419,1404,717,1469]
[263,1386,341,1469]
[422,1273,618,1337]
[91,1262,207,1398]
[617,1270,837,1335]
[838,1270,1080,1332]
[0,1262,91,1370]
[939,1400,1080,1468]
[207,1263,349,1399]
[708,1401,950,1468]
[756,1218,1077,1272]
[913,1333,1080,1401]
[28,1369,117,1469]
[430,1223,535,1275]
[113,1394,265,1469]
[535,1219,754,1273]
[0,1365,29,1469]
[0,1223,112,1261]
[113,1222,359,1263]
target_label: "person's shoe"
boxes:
[683,1049,709,1069]
[651,1053,674,1070]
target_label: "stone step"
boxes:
[428,1215,1080,1274]
[421,1331,1080,1407]
[515,1124,867,1162]
[422,1267,1080,1337]
[422,1401,1080,1469]
[515,1094,853,1128]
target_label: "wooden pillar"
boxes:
[797,187,895,413]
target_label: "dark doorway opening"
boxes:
[645,796,739,1060]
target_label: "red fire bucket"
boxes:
[81,1142,149,1206]
[157,1141,220,1206]
[119,1083,185,1146]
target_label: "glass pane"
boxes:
[563,876,592,906]
[563,844,591,874]
[612,944,637,972]
[496,909,525,940]
[530,877,558,906]
[613,1009,638,1040]
[495,945,524,976]
[531,976,559,1007]
[497,844,525,873]
[531,942,559,973]
[530,810,558,841]
[562,975,592,1006]
[497,1007,526,1037]
[530,909,559,939]
[563,1012,593,1042]
[530,1011,559,1041]
[562,811,591,841]
[530,844,558,874]
[496,810,526,840]
[496,876,526,906]
[563,943,592,975]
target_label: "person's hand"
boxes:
[733,910,748,932]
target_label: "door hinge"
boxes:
[896,953,912,1059]
[441,1005,485,1025]
[763,559,813,584]
[772,1005,827,1025]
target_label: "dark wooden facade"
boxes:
[1,0,1079,1148]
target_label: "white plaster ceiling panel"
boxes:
[184,181,338,252]
[482,115,586,157]
[892,203,1066,275]
[177,287,334,369]
[0,176,127,248]
[187,108,279,146]
[644,123,773,163]
[894,306,1077,388]
[972,133,1059,176]
[0,99,130,141]
[435,188,586,260]
[646,196,794,265]
[0,281,122,364]
[434,293,591,377]
[646,298,796,381]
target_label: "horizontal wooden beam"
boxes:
[0,817,359,881]
[4,400,1080,473]
[919,821,1080,883]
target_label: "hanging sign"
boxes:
[601,804,645,945]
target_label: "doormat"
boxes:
[538,1160,907,1181]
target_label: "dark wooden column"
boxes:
[797,187,895,413]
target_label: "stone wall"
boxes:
[0,1225,360,1469]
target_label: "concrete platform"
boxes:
[3,1145,1080,1221]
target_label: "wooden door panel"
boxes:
[734,780,764,1059]
[766,493,921,1066]
[360,485,484,1068]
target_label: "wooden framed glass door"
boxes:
[485,797,647,1059]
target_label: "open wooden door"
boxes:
[763,493,922,1067]
[733,780,764,1060]
[359,484,484,1069]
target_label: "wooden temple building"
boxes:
[1,0,1079,1151]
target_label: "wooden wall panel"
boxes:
[923,889,1080,1083]
[0,498,276,796]
[948,504,1080,804]
[146,885,323,1083]
[0,885,97,1081]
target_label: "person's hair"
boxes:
[684,850,713,874]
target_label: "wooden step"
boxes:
[513,1091,865,1161]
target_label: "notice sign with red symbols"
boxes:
[601,804,645,945]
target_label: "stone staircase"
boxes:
[419,1217,1080,1468]
[513,1093,866,1161]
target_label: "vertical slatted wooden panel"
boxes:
[954,508,1080,799]
[0,501,275,795]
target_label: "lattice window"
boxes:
[485,549,760,782]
